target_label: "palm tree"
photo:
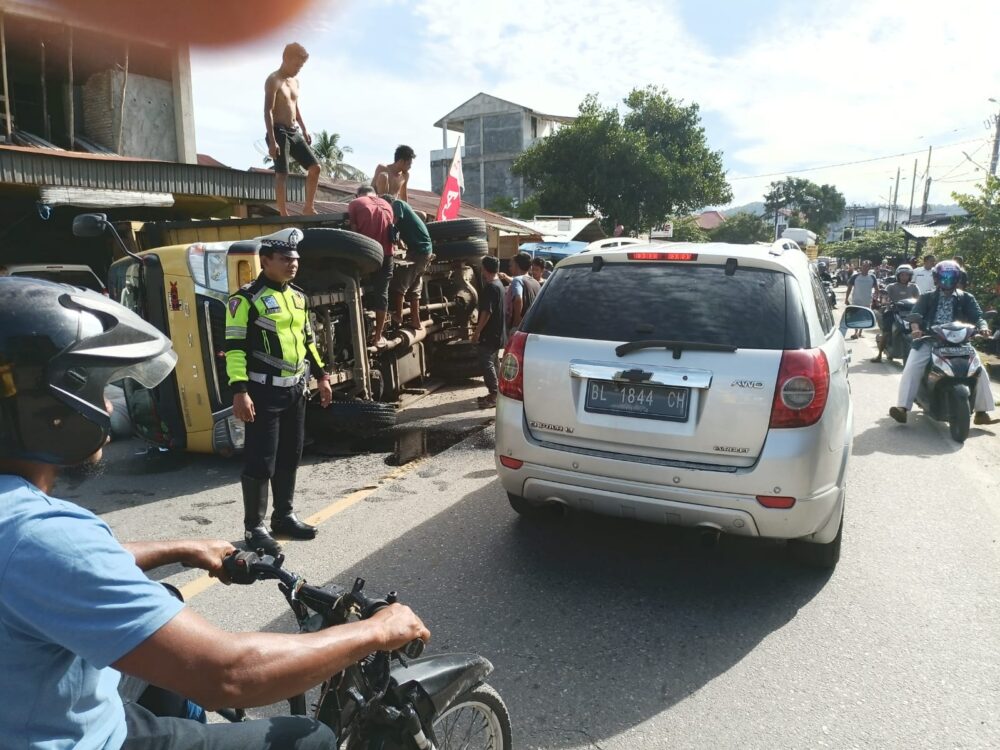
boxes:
[261,130,367,181]
[312,130,368,181]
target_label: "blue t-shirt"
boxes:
[0,475,184,749]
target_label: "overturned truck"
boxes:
[93,213,492,455]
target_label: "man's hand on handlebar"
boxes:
[184,540,238,584]
[370,604,431,654]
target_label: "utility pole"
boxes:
[891,167,900,230]
[920,145,932,221]
[907,158,917,223]
[990,100,1000,176]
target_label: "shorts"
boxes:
[271,125,318,174]
[390,250,432,300]
[369,254,394,311]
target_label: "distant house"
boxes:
[430,93,574,209]
[695,210,726,230]
[826,206,910,242]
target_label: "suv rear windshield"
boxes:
[522,262,800,350]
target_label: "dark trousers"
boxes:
[243,381,306,521]
[123,701,336,749]
[478,343,500,395]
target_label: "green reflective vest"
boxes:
[224,275,325,391]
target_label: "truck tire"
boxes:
[426,218,487,243]
[433,238,489,262]
[298,228,384,276]
[306,398,396,436]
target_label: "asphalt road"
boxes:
[64,338,1000,749]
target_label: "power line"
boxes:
[933,141,989,182]
[728,137,984,181]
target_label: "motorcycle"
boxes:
[884,297,917,362]
[912,322,987,443]
[220,551,513,749]
[822,279,837,309]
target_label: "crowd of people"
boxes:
[832,254,997,427]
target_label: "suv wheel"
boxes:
[788,514,843,569]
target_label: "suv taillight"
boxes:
[498,331,528,401]
[769,349,830,428]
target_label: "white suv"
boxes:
[494,241,875,568]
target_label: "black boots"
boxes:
[241,475,281,557]
[270,468,317,540]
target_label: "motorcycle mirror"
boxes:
[72,213,109,238]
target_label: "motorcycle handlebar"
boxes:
[221,551,425,659]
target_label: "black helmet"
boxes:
[0,277,176,465]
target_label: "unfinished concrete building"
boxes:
[430,93,574,210]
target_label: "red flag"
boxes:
[436,138,464,221]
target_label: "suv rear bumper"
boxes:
[496,400,845,541]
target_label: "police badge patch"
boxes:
[228,297,242,316]
[262,295,281,313]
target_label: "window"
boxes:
[522,263,797,350]
[808,271,835,335]
[531,116,538,139]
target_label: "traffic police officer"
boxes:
[224,230,332,555]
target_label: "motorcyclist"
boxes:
[872,264,919,363]
[0,277,429,748]
[888,261,999,425]
[817,261,834,285]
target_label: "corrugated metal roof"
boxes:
[902,223,949,239]
[315,178,534,234]
[0,146,305,202]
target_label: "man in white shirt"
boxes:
[911,254,936,295]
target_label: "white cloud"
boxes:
[191,0,1000,211]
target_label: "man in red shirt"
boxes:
[348,186,395,346]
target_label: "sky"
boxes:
[190,0,1000,212]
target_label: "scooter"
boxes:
[822,280,837,309]
[913,322,987,443]
[885,297,917,362]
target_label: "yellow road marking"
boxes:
[177,460,423,601]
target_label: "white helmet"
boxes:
[895,264,913,282]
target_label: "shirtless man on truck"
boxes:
[264,43,321,216]
[372,145,415,203]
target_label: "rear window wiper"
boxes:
[615,339,738,360]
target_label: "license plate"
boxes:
[585,379,690,422]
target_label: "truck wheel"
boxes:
[298,228,384,276]
[433,238,489,262]
[306,398,396,436]
[426,218,487,243]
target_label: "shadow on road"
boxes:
[255,482,831,747]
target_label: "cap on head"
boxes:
[258,228,303,258]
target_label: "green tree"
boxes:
[708,211,772,244]
[941,175,1000,298]
[487,194,541,221]
[763,177,846,235]
[264,130,367,181]
[512,87,732,233]
[823,229,906,265]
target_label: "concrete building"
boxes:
[0,1,196,162]
[430,93,574,209]
[0,2,304,273]
[826,206,911,242]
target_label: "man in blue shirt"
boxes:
[0,277,429,749]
